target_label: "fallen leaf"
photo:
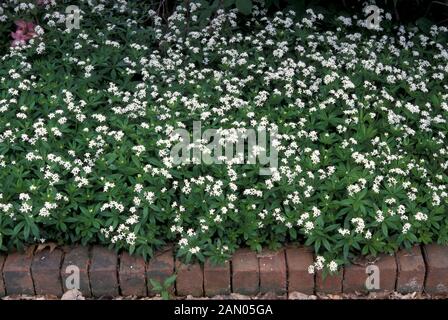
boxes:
[288,291,316,300]
[61,289,85,300]
[25,245,36,258]
[36,242,58,254]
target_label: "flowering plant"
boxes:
[11,19,37,46]
[0,0,447,273]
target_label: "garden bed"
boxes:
[0,0,447,277]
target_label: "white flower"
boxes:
[365,230,372,240]
[307,265,315,274]
[132,145,146,156]
[189,246,200,254]
[351,218,365,234]
[402,223,411,234]
[415,212,428,221]
[328,261,338,272]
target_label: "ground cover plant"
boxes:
[0,0,447,273]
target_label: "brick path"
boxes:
[1,244,448,297]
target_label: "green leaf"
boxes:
[223,0,235,7]
[161,291,170,300]
[416,17,432,34]
[164,274,177,287]
[289,228,297,239]
[149,279,162,291]
[343,244,349,259]
[322,239,332,251]
[236,0,252,15]
[382,224,388,237]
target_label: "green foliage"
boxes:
[149,275,177,299]
[0,0,447,273]
[235,0,253,15]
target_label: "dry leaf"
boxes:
[25,245,36,258]
[61,289,85,300]
[35,242,58,254]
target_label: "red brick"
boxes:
[0,254,6,297]
[343,254,396,293]
[3,249,35,295]
[285,247,314,294]
[61,246,91,297]
[316,269,343,294]
[259,250,286,295]
[90,246,118,297]
[232,248,259,295]
[204,259,230,296]
[396,246,425,293]
[176,260,203,297]
[423,244,448,294]
[374,254,397,292]
[32,248,63,296]
[147,249,174,296]
[343,263,367,294]
[119,252,147,297]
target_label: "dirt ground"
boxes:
[2,290,448,300]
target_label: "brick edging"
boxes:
[1,244,448,298]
